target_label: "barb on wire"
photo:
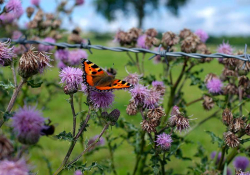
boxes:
[1,38,250,62]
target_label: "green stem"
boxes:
[218,145,226,170]
[222,147,238,170]
[135,53,142,74]
[132,131,145,175]
[106,133,118,175]
[69,94,77,137]
[186,97,203,107]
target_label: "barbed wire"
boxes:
[1,37,250,62]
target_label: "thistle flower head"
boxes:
[140,120,155,133]
[152,81,166,96]
[31,0,40,6]
[147,107,165,123]
[0,40,16,66]
[137,35,148,49]
[155,133,173,150]
[59,67,83,93]
[143,90,162,109]
[75,0,84,5]
[179,28,192,39]
[0,159,29,175]
[224,131,240,148]
[130,84,149,106]
[6,0,23,18]
[38,37,55,52]
[89,91,114,109]
[217,41,233,54]
[222,108,233,126]
[18,47,40,78]
[12,106,45,145]
[170,106,180,116]
[124,73,142,85]
[203,95,214,110]
[68,49,88,65]
[74,170,83,175]
[230,118,245,133]
[55,49,69,62]
[162,31,180,47]
[194,29,209,43]
[233,156,250,171]
[169,107,190,132]
[206,78,223,93]
[12,30,22,40]
[37,51,52,73]
[126,100,138,115]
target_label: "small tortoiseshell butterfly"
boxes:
[82,59,133,92]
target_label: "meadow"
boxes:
[2,38,249,174]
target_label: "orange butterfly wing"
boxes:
[82,59,133,92]
[95,79,132,91]
[82,59,105,87]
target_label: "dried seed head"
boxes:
[181,34,200,53]
[18,47,40,78]
[222,108,233,126]
[33,9,44,22]
[245,124,250,136]
[52,19,62,29]
[126,100,138,115]
[145,28,158,37]
[224,58,239,70]
[68,33,82,44]
[147,107,165,123]
[224,131,240,148]
[199,49,213,63]
[179,28,193,39]
[0,135,13,160]
[222,68,238,78]
[196,43,207,52]
[26,7,34,18]
[128,27,142,40]
[27,20,38,29]
[169,113,190,132]
[46,13,54,20]
[203,95,214,111]
[230,118,245,133]
[162,31,180,47]
[140,120,155,133]
[204,73,218,83]
[223,83,238,95]
[37,51,52,73]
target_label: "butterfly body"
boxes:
[82,59,133,92]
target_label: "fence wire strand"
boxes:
[1,37,250,62]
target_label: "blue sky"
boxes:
[20,0,250,36]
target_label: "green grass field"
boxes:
[2,40,250,174]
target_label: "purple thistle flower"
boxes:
[68,49,88,66]
[143,90,162,109]
[12,106,45,145]
[74,170,83,175]
[57,61,67,70]
[152,81,164,88]
[59,67,83,92]
[130,84,149,106]
[217,41,233,55]
[234,156,250,171]
[31,0,40,6]
[227,168,232,175]
[0,13,15,24]
[0,158,29,175]
[137,35,148,49]
[55,49,69,62]
[124,73,142,85]
[38,37,55,52]
[5,0,23,18]
[0,40,16,66]
[239,172,250,175]
[80,83,88,94]
[12,30,22,40]
[206,78,223,93]
[89,91,114,109]
[194,29,209,43]
[75,0,84,5]
[210,151,223,164]
[155,133,173,150]
[171,106,180,116]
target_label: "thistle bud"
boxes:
[18,47,39,78]
[224,131,240,148]
[0,135,13,160]
[222,108,233,126]
[64,84,78,95]
[101,112,109,119]
[109,109,120,126]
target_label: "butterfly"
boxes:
[82,59,133,92]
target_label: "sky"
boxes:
[20,0,250,36]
